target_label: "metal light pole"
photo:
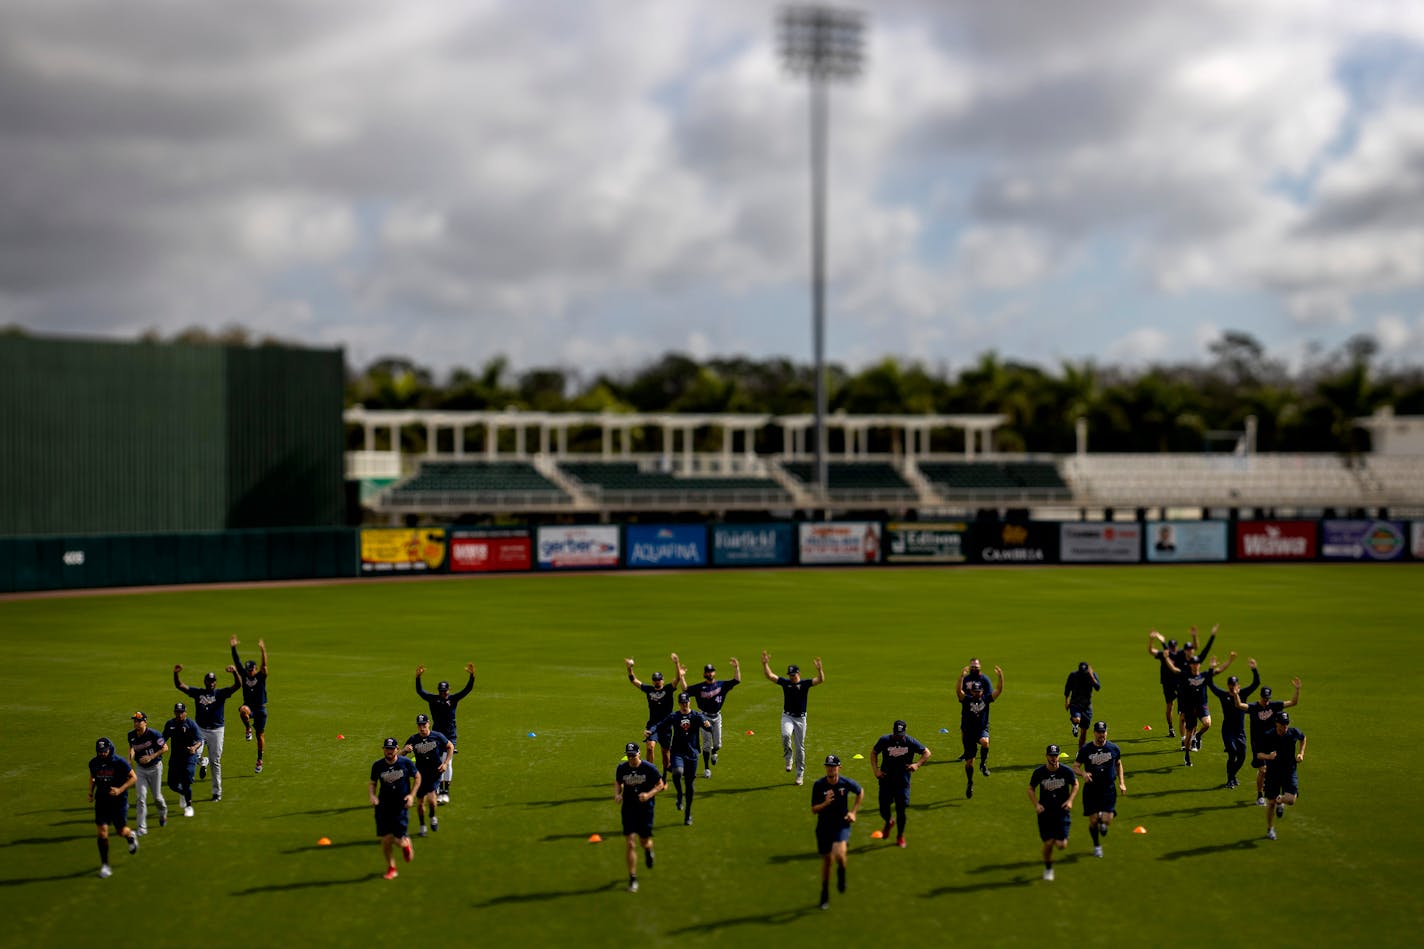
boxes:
[779,5,864,508]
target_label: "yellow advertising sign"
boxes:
[361,528,446,572]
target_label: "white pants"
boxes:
[135,764,167,832]
[706,713,723,756]
[199,725,225,797]
[780,713,807,776]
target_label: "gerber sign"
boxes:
[626,525,708,568]
[536,525,620,570]
[1320,520,1406,561]
[1235,521,1316,561]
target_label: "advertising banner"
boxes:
[535,525,620,570]
[626,525,708,569]
[1319,520,1408,561]
[1414,522,1424,560]
[1060,522,1142,563]
[449,529,532,573]
[1145,521,1229,563]
[885,522,969,563]
[798,522,882,565]
[712,523,794,566]
[1235,521,1316,561]
[360,528,446,574]
[971,521,1059,564]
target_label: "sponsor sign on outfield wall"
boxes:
[1060,522,1142,563]
[626,525,708,568]
[536,525,620,570]
[886,522,968,563]
[1235,521,1316,561]
[798,522,882,565]
[449,529,532,573]
[1320,520,1407,561]
[712,524,793,566]
[1414,522,1424,560]
[1144,521,1229,562]
[972,521,1059,564]
[361,528,446,573]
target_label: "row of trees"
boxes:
[346,332,1424,456]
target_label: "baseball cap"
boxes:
[677,691,690,703]
[416,713,430,725]
[1276,711,1290,725]
[704,663,716,673]
[651,671,664,681]
[96,737,114,755]
[131,711,146,722]
[1187,654,1203,664]
[1093,721,1107,733]
[383,737,399,750]
[787,664,800,675]
[173,702,186,713]
[1261,686,1273,699]
[893,720,907,735]
[1227,675,1240,687]
[203,671,217,685]
[625,741,640,756]
[1078,661,1089,672]
[1166,639,1178,649]
[824,754,841,767]
[244,659,258,672]
[437,680,450,692]
[1045,743,1061,756]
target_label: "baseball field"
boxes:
[0,564,1418,948]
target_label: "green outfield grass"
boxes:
[0,564,1420,948]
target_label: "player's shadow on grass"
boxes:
[268,805,371,818]
[541,831,619,842]
[1158,837,1261,860]
[922,875,1035,897]
[525,795,611,808]
[921,798,964,811]
[697,782,784,798]
[968,854,1083,874]
[1139,801,1256,819]
[1131,784,1217,798]
[0,835,91,848]
[665,906,820,933]
[765,851,818,865]
[233,873,381,895]
[18,807,88,817]
[279,839,369,854]
[470,880,623,906]
[0,868,96,887]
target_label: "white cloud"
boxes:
[1106,327,1172,365]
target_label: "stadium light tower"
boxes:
[779,5,864,507]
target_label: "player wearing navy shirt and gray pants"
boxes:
[870,720,930,847]
[1028,744,1078,881]
[810,754,862,910]
[173,663,241,801]
[126,711,168,834]
[416,662,475,803]
[762,651,823,785]
[615,742,665,893]
[369,737,421,880]
[402,714,452,836]
[230,636,268,773]
[88,737,138,878]
[688,658,741,778]
[162,703,201,816]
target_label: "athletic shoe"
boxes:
[711,753,718,765]
[430,816,438,833]
[645,848,654,869]
[439,793,450,805]
[1180,739,1186,750]
[418,826,427,837]
[820,897,830,910]
[183,806,194,818]
[1168,728,1175,738]
[881,821,894,839]
[966,782,973,799]
[1071,724,1079,738]
[198,763,207,780]
[683,816,693,826]
[1043,867,1054,881]
[212,793,221,802]
[1266,828,1276,840]
[159,813,167,827]
[785,763,793,772]
[795,775,804,786]
[1184,756,1192,767]
[1093,845,1103,858]
[1256,796,1266,806]
[1100,824,1109,837]
[98,865,112,879]
[137,829,147,836]
[402,841,413,863]
[128,835,139,855]
[1276,804,1285,818]
[255,761,263,774]
[675,798,683,811]
[980,763,991,777]
[245,728,253,741]
[704,768,711,779]
[384,867,399,880]
[1192,737,1201,752]
[897,836,906,848]
[628,878,639,893]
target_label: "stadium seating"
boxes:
[779,461,918,501]
[1060,454,1371,507]
[557,461,792,505]
[917,460,1071,500]
[386,461,569,505]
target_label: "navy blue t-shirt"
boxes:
[639,682,677,726]
[616,760,663,811]
[371,755,420,806]
[1263,727,1306,775]
[231,645,267,706]
[1029,764,1077,809]
[1248,700,1287,747]
[404,730,451,773]
[811,775,862,831]
[872,734,927,777]
[90,754,133,802]
[689,678,739,715]
[177,681,241,729]
[960,691,993,731]
[776,677,816,716]
[1157,651,1178,685]
[1064,670,1100,706]
[652,709,711,758]
[127,726,166,768]
[162,718,202,760]
[1177,667,1209,706]
[1075,740,1121,783]
[1208,668,1260,737]
[416,674,474,740]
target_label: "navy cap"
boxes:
[651,671,664,681]
[625,742,640,756]
[416,713,430,725]
[1261,687,1273,699]
[244,659,258,673]
[893,720,907,734]
[1167,639,1178,649]
[438,680,450,692]
[1188,654,1203,664]
[173,702,186,713]
[96,737,114,755]
[1046,743,1061,756]
[383,737,399,750]
[1078,661,1090,672]
[1093,721,1108,733]
[704,664,716,673]
[204,671,217,685]
[677,691,690,703]
[824,754,841,767]
[1227,675,1240,687]
[787,664,800,675]
[131,711,146,722]
[1276,711,1290,725]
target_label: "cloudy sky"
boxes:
[3,0,1423,377]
